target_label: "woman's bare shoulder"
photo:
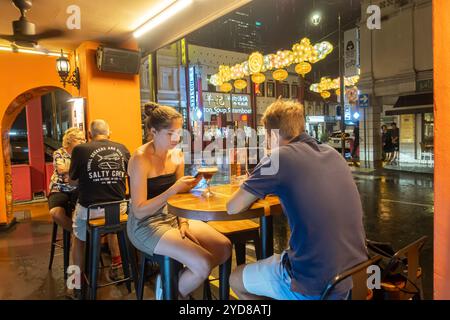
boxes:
[130,144,151,168]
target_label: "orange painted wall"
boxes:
[76,41,142,155]
[0,40,141,226]
[433,0,450,300]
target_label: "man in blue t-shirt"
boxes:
[227,100,368,300]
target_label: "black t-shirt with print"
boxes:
[69,139,130,208]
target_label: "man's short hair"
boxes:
[261,99,305,140]
[90,119,110,138]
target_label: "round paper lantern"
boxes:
[295,62,312,77]
[251,73,266,84]
[273,69,288,81]
[321,91,331,99]
[234,79,248,90]
[220,82,233,93]
[248,52,264,74]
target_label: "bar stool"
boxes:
[48,200,74,281]
[207,219,261,300]
[134,251,182,300]
[83,200,137,300]
[131,245,214,300]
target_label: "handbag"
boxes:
[366,239,420,296]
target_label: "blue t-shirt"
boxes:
[242,133,368,297]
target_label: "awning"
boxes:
[386,93,433,115]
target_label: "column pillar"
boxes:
[359,96,382,169]
[433,0,450,300]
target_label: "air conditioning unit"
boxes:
[96,46,141,74]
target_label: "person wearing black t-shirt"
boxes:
[69,119,130,296]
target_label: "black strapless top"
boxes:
[147,173,177,199]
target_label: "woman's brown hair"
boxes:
[143,102,182,141]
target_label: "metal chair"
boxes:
[83,200,137,300]
[320,255,382,300]
[380,236,428,300]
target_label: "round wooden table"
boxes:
[167,184,282,259]
[167,184,282,300]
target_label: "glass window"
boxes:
[10,109,29,165]
[280,83,290,98]
[159,66,175,91]
[267,82,275,97]
[291,84,298,99]
[256,82,265,97]
[422,113,434,145]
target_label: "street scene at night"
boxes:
[0,0,448,311]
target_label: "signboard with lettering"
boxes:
[202,92,252,115]
[416,79,433,93]
[344,105,352,121]
[358,94,369,108]
[344,28,360,77]
[188,66,197,109]
[231,94,252,114]
[400,114,415,144]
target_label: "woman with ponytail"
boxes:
[127,102,231,299]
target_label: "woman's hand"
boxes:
[179,222,200,245]
[170,176,201,194]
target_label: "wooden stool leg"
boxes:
[88,229,102,300]
[219,257,232,300]
[48,223,58,270]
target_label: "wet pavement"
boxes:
[0,168,434,299]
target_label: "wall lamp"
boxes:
[56,49,80,90]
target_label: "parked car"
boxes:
[327,130,354,153]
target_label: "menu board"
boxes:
[400,114,415,144]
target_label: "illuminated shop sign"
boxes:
[202,92,252,115]
[189,66,197,109]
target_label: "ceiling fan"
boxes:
[0,0,65,53]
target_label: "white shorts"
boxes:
[242,252,321,300]
[72,202,127,242]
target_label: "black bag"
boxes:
[366,239,406,278]
[366,239,420,296]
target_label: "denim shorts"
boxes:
[242,251,321,300]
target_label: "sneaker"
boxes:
[155,273,163,300]
[108,263,125,282]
